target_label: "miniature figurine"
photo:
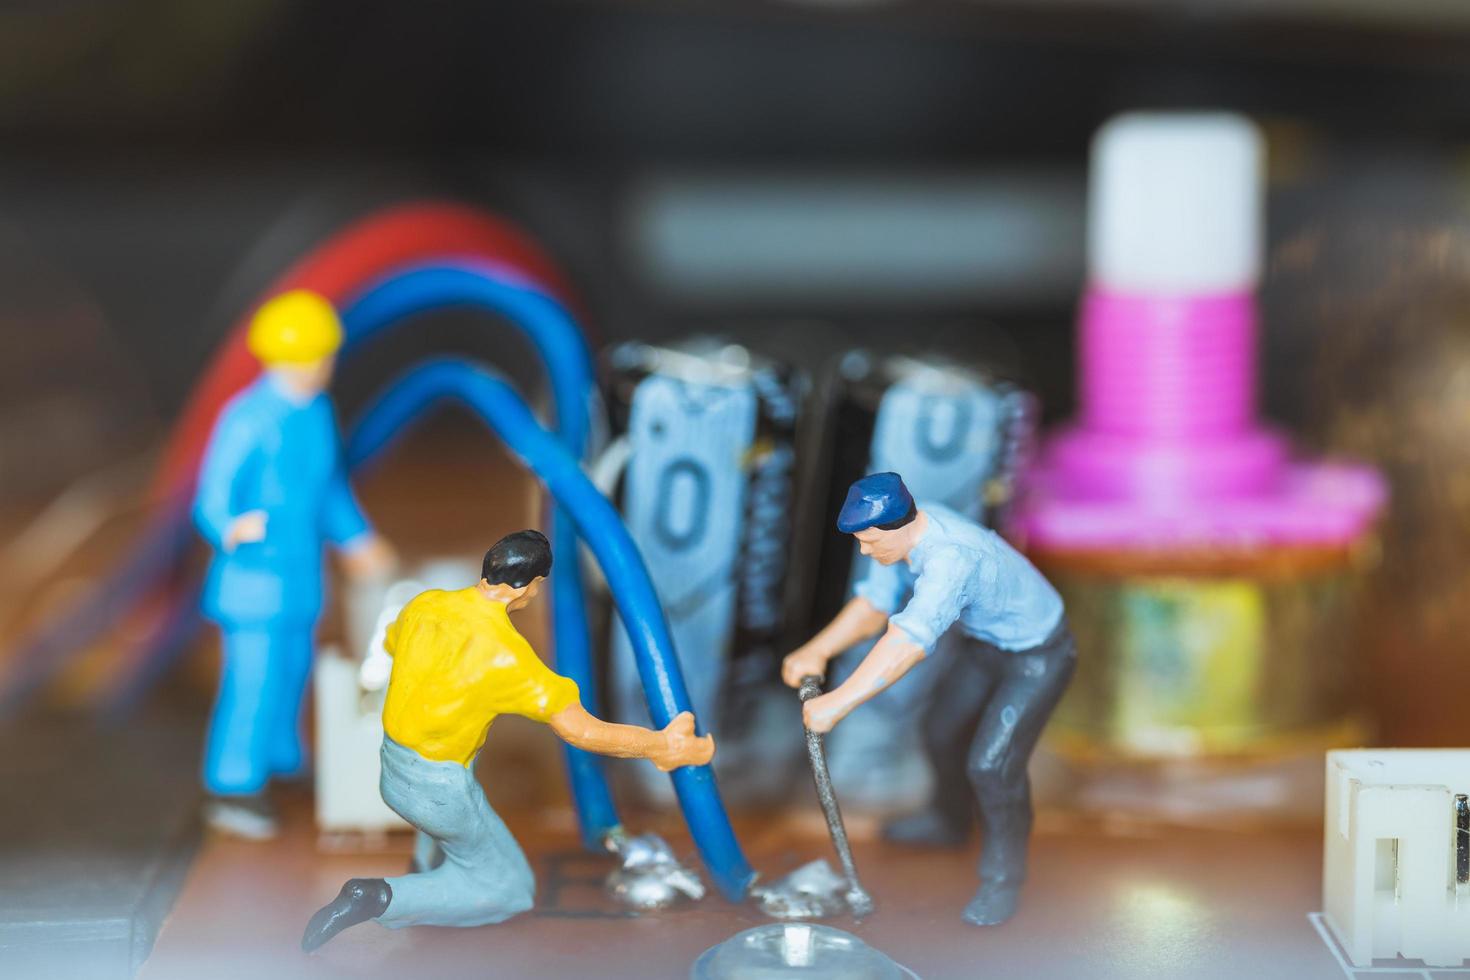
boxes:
[301,530,715,951]
[193,290,395,839]
[781,472,1074,926]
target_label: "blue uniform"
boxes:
[194,375,371,795]
[853,502,1063,652]
[844,489,1075,918]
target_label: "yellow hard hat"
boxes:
[246,290,344,365]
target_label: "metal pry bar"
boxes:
[799,675,875,918]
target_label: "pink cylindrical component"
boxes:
[1079,289,1255,439]
[1045,285,1284,504]
[1016,110,1386,552]
[1018,287,1386,550]
[1043,425,1287,504]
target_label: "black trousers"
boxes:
[922,618,1076,886]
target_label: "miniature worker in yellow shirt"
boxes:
[303,529,714,951]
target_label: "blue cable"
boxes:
[337,260,615,848]
[2,261,637,868]
[346,357,755,903]
[0,260,599,726]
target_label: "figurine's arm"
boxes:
[803,547,969,733]
[322,413,395,577]
[548,703,715,772]
[802,626,926,733]
[780,596,890,687]
[322,448,372,549]
[193,406,264,552]
[497,615,711,770]
[358,614,400,691]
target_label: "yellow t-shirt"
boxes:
[381,586,580,767]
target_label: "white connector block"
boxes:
[314,559,477,836]
[1323,749,1470,967]
[313,649,407,835]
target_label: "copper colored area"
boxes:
[141,791,1341,980]
[1030,539,1376,580]
[1267,217,1470,748]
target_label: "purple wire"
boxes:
[0,504,193,717]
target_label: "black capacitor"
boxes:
[790,351,1038,639]
[601,338,808,725]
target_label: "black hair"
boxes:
[875,505,918,532]
[481,529,552,588]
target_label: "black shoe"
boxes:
[203,793,278,841]
[961,880,1022,926]
[881,808,971,848]
[269,761,314,786]
[301,878,392,952]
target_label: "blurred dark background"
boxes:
[4,0,1470,735]
[6,5,1470,976]
[5,0,1470,442]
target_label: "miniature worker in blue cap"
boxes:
[782,471,1075,926]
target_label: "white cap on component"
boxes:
[1088,111,1263,294]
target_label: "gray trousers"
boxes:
[923,617,1076,886]
[377,736,536,928]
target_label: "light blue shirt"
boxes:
[853,502,1063,653]
[194,375,370,627]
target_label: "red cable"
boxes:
[150,201,578,504]
[1,202,584,714]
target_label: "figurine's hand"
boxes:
[341,534,398,580]
[802,691,848,734]
[358,649,393,693]
[223,510,268,552]
[781,643,830,689]
[652,711,715,772]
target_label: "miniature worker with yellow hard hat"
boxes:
[193,290,395,839]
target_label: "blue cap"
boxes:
[837,472,915,533]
